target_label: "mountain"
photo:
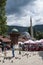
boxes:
[8,26,28,33]
[34,24,43,32]
[7,24,43,34]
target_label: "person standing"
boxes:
[4,47,7,58]
[11,44,15,57]
[19,43,22,54]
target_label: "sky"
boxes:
[6,0,43,27]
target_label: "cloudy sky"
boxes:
[6,0,43,27]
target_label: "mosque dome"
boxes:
[12,28,19,33]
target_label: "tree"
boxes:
[0,0,8,35]
[28,27,43,40]
[35,31,43,40]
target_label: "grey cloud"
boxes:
[6,0,36,15]
[36,19,41,22]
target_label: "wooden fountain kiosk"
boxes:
[10,28,20,45]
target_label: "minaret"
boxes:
[30,16,33,38]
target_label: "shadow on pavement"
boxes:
[38,51,43,60]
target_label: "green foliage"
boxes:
[28,27,43,40]
[0,0,8,35]
[35,31,43,40]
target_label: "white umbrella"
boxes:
[39,39,43,45]
[35,40,42,47]
[39,39,43,42]
[24,40,35,44]
[24,40,30,43]
[29,40,35,44]
[18,42,24,44]
[35,40,41,44]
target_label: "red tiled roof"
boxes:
[0,35,3,39]
[1,37,11,42]
[0,35,11,42]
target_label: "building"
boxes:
[10,28,20,44]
